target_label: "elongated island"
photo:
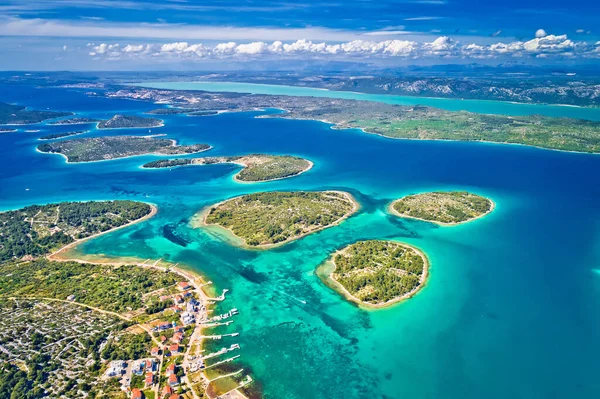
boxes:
[318,240,428,307]
[143,154,313,182]
[195,191,358,248]
[390,191,494,225]
[37,135,211,162]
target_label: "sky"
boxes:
[0,0,599,70]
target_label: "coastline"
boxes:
[317,243,430,309]
[387,197,496,226]
[193,190,360,250]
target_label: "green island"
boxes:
[198,191,358,247]
[0,200,153,262]
[0,128,16,132]
[390,191,494,225]
[97,114,164,129]
[320,240,428,307]
[37,135,211,162]
[147,108,193,115]
[143,154,313,182]
[0,102,72,125]
[48,117,100,125]
[39,130,86,140]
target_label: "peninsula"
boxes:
[143,154,313,182]
[197,191,358,248]
[0,200,244,398]
[37,135,211,162]
[320,240,428,307]
[390,191,494,225]
[38,130,87,140]
[0,102,72,125]
[48,117,100,125]
[97,114,164,129]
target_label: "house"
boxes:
[181,312,195,325]
[160,335,167,343]
[168,373,179,387]
[172,332,183,344]
[106,360,126,377]
[151,347,160,356]
[169,344,180,355]
[178,281,191,291]
[145,372,154,386]
[159,295,170,302]
[66,295,76,301]
[161,385,173,398]
[174,326,184,333]
[174,295,184,304]
[169,305,181,313]
[157,321,172,331]
[131,360,145,375]
[166,363,176,376]
[182,290,192,298]
[145,359,157,372]
[169,395,180,399]
[131,388,144,399]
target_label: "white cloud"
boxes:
[535,29,547,38]
[84,33,600,62]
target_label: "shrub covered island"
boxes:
[37,135,211,162]
[199,191,358,247]
[390,191,494,225]
[0,102,72,124]
[144,154,312,182]
[97,114,163,129]
[323,240,428,307]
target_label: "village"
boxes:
[100,266,251,399]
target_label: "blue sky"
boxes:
[0,0,599,70]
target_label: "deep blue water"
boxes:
[1,83,599,399]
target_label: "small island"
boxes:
[97,114,164,129]
[319,240,428,307]
[48,117,100,125]
[37,135,211,162]
[143,154,313,182]
[0,127,16,132]
[390,191,494,225]
[146,108,193,115]
[197,191,358,248]
[0,200,153,262]
[39,130,87,140]
[0,102,72,125]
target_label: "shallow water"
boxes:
[1,83,599,398]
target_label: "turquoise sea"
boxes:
[1,82,599,399]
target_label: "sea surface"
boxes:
[1,82,599,399]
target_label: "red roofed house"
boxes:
[168,373,179,387]
[160,335,167,343]
[172,332,183,344]
[151,347,160,356]
[178,281,191,291]
[169,395,180,399]
[169,344,180,355]
[145,372,154,386]
[131,388,144,399]
[161,385,173,398]
[166,362,176,376]
[174,326,184,333]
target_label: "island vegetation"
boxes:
[97,114,163,129]
[390,191,493,224]
[0,200,153,261]
[38,130,86,140]
[0,102,72,125]
[323,240,428,307]
[147,108,193,115]
[48,117,100,125]
[143,154,312,182]
[37,135,211,162]
[110,88,600,153]
[200,191,357,247]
